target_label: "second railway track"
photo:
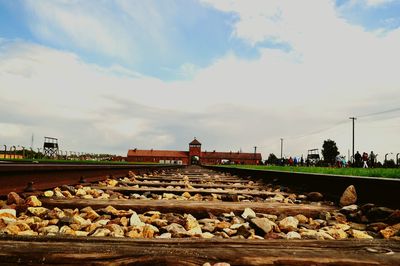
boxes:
[0,164,399,265]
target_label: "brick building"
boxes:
[127,138,262,165]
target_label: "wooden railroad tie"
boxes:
[40,198,337,218]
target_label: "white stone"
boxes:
[201,232,215,238]
[39,225,59,234]
[230,222,249,230]
[75,231,90,237]
[0,209,16,217]
[241,208,256,219]
[156,233,172,239]
[96,219,110,226]
[163,223,187,235]
[43,191,54,197]
[351,229,373,239]
[91,228,111,237]
[286,231,301,239]
[130,212,145,227]
[341,204,358,212]
[75,188,87,196]
[72,215,91,226]
[279,216,299,231]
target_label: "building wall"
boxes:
[0,154,24,159]
[127,139,262,165]
[200,158,259,165]
[127,156,188,165]
[189,145,201,158]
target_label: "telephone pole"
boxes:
[280,138,284,159]
[349,117,356,163]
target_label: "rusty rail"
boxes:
[204,165,400,209]
[0,163,183,195]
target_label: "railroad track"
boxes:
[0,165,399,265]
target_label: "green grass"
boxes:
[0,158,159,165]
[216,165,400,179]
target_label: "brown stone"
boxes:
[251,218,275,234]
[184,214,199,231]
[126,228,143,238]
[39,225,59,235]
[295,214,308,224]
[387,210,400,224]
[339,185,357,206]
[326,228,348,239]
[307,192,324,201]
[264,232,286,239]
[59,225,76,236]
[142,225,156,238]
[278,216,299,232]
[17,230,38,236]
[236,225,252,238]
[25,196,42,207]
[27,207,48,217]
[163,223,187,236]
[380,227,398,239]
[7,192,24,205]
[0,219,7,229]
[366,207,394,222]
[91,228,111,237]
[107,224,125,237]
[120,217,129,227]
[215,221,231,230]
[367,222,388,232]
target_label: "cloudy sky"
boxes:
[0,0,399,161]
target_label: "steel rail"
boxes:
[204,166,400,209]
[0,163,183,195]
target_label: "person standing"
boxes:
[362,152,369,168]
[369,151,376,168]
[354,151,362,167]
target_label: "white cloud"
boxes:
[365,0,394,6]
[22,0,178,67]
[1,37,399,160]
[1,1,400,160]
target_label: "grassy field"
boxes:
[0,158,159,165]
[218,165,400,179]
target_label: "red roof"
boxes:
[189,138,201,145]
[201,151,262,160]
[127,149,188,158]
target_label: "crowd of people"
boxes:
[353,151,376,168]
[276,151,379,168]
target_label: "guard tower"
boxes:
[43,137,59,158]
[189,138,201,165]
[307,148,320,164]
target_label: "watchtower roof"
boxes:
[189,138,201,145]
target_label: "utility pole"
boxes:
[280,138,284,159]
[31,134,34,149]
[349,117,356,163]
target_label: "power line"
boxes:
[287,107,399,140]
[289,119,348,140]
[358,107,400,118]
